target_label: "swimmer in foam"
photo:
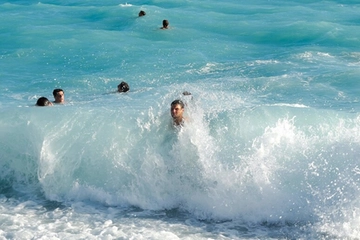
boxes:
[182,91,193,100]
[170,99,186,126]
[36,97,53,106]
[117,81,130,92]
[53,88,65,104]
[104,81,130,94]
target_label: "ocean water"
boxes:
[1,0,360,239]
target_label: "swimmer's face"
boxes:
[117,83,129,92]
[118,85,125,92]
[171,104,184,119]
[54,91,64,103]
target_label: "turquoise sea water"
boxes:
[1,0,360,239]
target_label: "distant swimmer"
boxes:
[53,88,65,104]
[36,97,53,106]
[138,10,146,17]
[182,91,193,101]
[161,19,169,29]
[117,81,130,92]
[170,99,185,126]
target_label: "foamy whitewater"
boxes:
[1,0,360,239]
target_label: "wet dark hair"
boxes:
[36,97,51,106]
[139,10,146,17]
[162,19,169,27]
[118,81,130,92]
[53,88,64,97]
[171,99,184,108]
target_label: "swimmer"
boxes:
[53,88,65,104]
[170,99,185,126]
[36,97,53,106]
[138,10,146,17]
[117,81,130,92]
[161,19,169,29]
[182,91,193,101]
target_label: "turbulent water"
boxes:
[1,0,360,239]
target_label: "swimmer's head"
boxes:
[36,97,52,106]
[170,100,185,125]
[171,99,184,108]
[118,81,130,92]
[53,88,64,103]
[162,19,169,29]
